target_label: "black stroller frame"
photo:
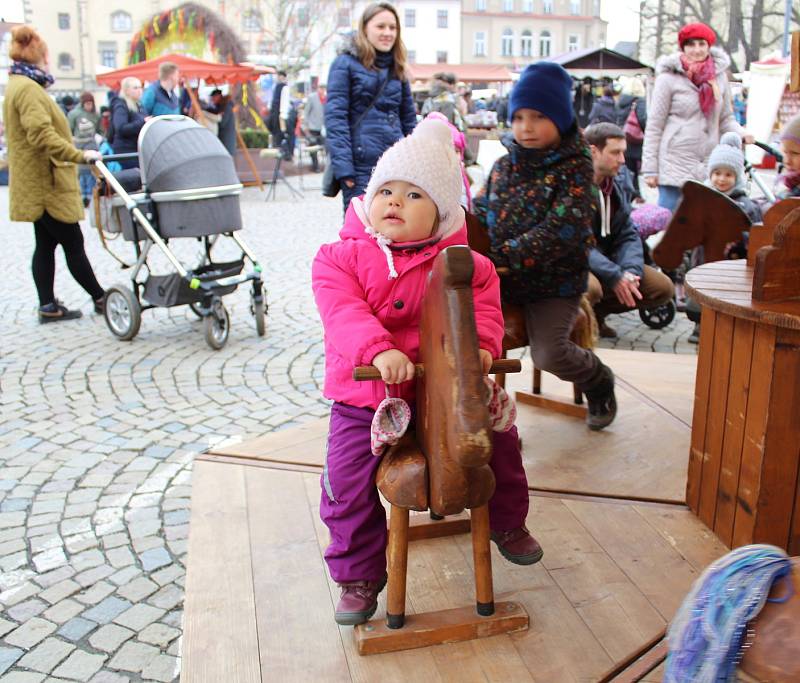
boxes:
[92,116,266,350]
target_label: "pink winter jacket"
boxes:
[312,200,504,410]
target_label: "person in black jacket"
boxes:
[573,77,595,129]
[588,86,617,125]
[584,123,674,338]
[324,2,417,212]
[109,77,146,170]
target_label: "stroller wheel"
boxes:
[188,302,206,319]
[104,285,141,341]
[639,300,676,330]
[203,300,230,350]
[251,286,267,337]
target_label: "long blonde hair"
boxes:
[120,77,142,112]
[355,3,408,81]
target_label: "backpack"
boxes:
[623,100,644,145]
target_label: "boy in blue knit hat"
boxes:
[474,62,617,430]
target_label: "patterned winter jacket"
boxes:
[473,130,597,304]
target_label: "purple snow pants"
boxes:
[320,402,530,583]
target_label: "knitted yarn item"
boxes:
[509,62,576,133]
[665,544,793,683]
[484,378,516,432]
[364,117,465,239]
[781,112,800,145]
[370,396,411,456]
[631,203,672,239]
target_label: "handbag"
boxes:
[322,74,390,198]
[623,100,644,145]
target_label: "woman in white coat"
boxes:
[642,22,751,211]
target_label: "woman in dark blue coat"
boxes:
[109,77,146,170]
[325,2,417,211]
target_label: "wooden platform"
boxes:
[182,349,721,682]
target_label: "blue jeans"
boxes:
[657,185,682,212]
[79,167,95,200]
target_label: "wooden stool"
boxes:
[259,148,302,200]
[351,246,529,655]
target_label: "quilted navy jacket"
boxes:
[324,40,417,185]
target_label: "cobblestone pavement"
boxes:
[0,179,695,681]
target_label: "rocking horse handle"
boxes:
[352,359,521,381]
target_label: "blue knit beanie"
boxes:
[509,62,575,134]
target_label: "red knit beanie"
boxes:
[678,23,716,48]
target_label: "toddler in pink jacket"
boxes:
[312,118,539,627]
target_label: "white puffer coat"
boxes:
[642,48,742,187]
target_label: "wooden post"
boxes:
[386,505,409,629]
[791,31,799,92]
[470,504,494,616]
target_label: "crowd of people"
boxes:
[5,4,800,639]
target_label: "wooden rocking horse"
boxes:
[652,180,752,269]
[351,245,529,655]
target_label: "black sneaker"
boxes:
[39,301,83,324]
[583,362,617,431]
[93,295,105,315]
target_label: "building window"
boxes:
[110,10,131,32]
[259,39,276,54]
[522,0,533,11]
[337,8,350,27]
[539,30,551,56]
[58,53,74,70]
[520,30,533,57]
[593,0,601,14]
[570,0,581,14]
[99,42,117,68]
[405,9,415,27]
[242,9,261,32]
[542,0,553,13]
[476,0,486,11]
[501,28,514,57]
[474,31,486,56]
[436,50,448,63]
[503,0,514,11]
[297,6,310,27]
[568,34,580,51]
[407,50,416,63]
[58,13,70,30]
[437,9,448,28]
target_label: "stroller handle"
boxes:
[97,153,139,163]
[750,140,784,163]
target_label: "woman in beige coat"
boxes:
[642,22,750,211]
[4,25,105,322]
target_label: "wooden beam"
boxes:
[791,31,799,93]
[353,601,529,655]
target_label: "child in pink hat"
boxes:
[312,118,539,627]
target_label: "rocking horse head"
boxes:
[652,180,753,270]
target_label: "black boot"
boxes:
[582,361,617,431]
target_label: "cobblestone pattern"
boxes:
[0,179,696,680]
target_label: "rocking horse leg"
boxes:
[470,504,494,616]
[573,383,583,405]
[533,367,542,394]
[386,504,410,629]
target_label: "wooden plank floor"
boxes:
[182,349,711,682]
[183,462,725,682]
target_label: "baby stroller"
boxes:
[91,116,266,350]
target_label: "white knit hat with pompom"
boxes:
[364,117,465,239]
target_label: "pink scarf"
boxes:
[782,170,800,192]
[680,54,717,117]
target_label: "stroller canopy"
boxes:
[139,116,240,191]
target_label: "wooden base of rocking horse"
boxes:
[354,601,529,655]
